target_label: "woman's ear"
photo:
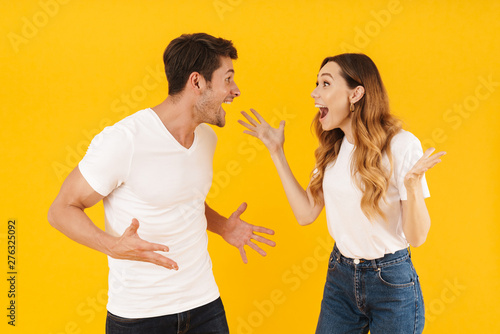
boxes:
[350,85,365,104]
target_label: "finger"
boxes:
[233,202,247,218]
[424,158,443,170]
[410,151,446,175]
[410,158,444,177]
[243,130,259,138]
[247,241,267,257]
[423,147,436,159]
[432,151,447,159]
[239,247,248,264]
[278,120,285,131]
[251,225,275,235]
[141,240,170,253]
[427,155,444,165]
[249,108,267,124]
[420,154,445,170]
[124,219,140,236]
[251,234,276,247]
[143,252,179,270]
[241,111,259,126]
[421,151,446,165]
[237,119,256,131]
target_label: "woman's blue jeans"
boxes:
[106,297,229,334]
[316,244,425,334]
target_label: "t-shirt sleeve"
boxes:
[394,133,430,201]
[78,126,133,197]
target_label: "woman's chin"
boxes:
[320,121,334,131]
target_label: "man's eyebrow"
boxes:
[226,69,235,74]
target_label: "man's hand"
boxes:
[222,203,276,264]
[107,218,179,270]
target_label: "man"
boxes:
[48,33,275,333]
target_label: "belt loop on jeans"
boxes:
[333,244,341,262]
[407,245,412,258]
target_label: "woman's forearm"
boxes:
[402,186,431,247]
[270,148,323,225]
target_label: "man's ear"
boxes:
[350,85,365,104]
[187,72,206,94]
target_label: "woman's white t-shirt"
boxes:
[79,108,219,318]
[322,130,430,260]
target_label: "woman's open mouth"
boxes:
[315,104,329,120]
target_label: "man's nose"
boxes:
[232,83,241,97]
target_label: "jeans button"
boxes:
[354,259,360,264]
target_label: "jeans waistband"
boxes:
[332,243,410,269]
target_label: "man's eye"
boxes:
[226,77,231,82]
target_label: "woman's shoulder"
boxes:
[390,130,422,154]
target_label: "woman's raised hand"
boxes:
[404,147,446,190]
[238,109,285,154]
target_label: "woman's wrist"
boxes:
[270,146,285,163]
[405,183,424,199]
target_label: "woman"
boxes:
[238,53,445,334]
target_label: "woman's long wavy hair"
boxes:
[309,53,402,221]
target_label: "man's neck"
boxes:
[151,96,200,149]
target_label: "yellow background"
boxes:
[1,0,499,333]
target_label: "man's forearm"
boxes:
[48,203,113,255]
[204,202,228,237]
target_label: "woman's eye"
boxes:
[322,81,330,87]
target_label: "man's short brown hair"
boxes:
[163,33,238,96]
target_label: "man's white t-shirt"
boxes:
[79,108,219,318]
[322,130,430,260]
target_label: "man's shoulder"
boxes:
[101,108,153,139]
[114,108,152,129]
[91,109,152,148]
[197,123,218,142]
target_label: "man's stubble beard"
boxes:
[194,88,225,127]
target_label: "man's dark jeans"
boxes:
[106,297,229,334]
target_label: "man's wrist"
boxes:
[96,230,116,257]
